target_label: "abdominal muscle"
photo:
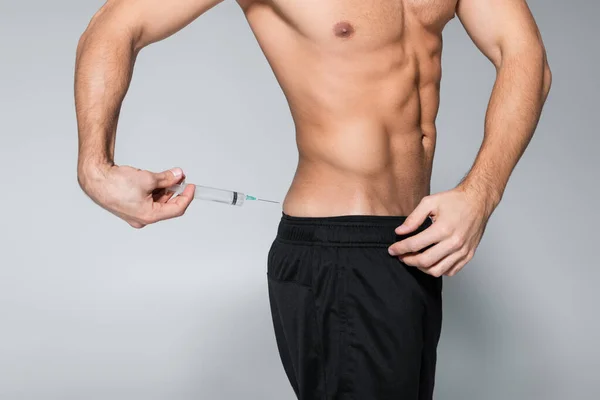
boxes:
[241,0,448,217]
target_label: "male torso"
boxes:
[237,0,458,216]
[75,0,549,266]
[75,2,549,397]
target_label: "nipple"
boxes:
[333,21,355,38]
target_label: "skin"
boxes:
[75,0,551,277]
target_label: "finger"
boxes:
[167,183,195,204]
[148,184,195,222]
[388,223,447,256]
[395,196,435,235]
[420,250,466,278]
[153,167,185,190]
[399,237,459,269]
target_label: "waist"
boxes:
[282,157,431,216]
[275,212,433,247]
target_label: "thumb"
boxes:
[395,197,434,235]
[153,167,185,189]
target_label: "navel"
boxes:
[333,21,355,38]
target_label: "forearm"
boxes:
[75,0,222,188]
[458,48,551,214]
[75,6,139,185]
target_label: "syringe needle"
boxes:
[256,198,280,204]
[245,195,280,204]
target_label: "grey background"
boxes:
[0,0,598,399]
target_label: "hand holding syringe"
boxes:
[167,182,280,207]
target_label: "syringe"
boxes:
[167,183,280,207]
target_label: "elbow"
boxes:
[542,61,552,99]
[76,20,93,59]
[533,38,552,100]
[77,3,110,51]
[529,40,552,100]
[76,2,143,57]
[518,41,552,101]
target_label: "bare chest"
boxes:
[240,0,457,44]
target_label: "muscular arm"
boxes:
[75,0,222,181]
[390,0,551,276]
[75,0,223,227]
[456,0,552,213]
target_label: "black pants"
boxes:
[267,213,443,400]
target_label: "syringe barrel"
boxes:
[170,184,245,206]
[198,185,245,206]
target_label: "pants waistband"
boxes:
[276,212,432,247]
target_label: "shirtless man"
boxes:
[75,0,551,398]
